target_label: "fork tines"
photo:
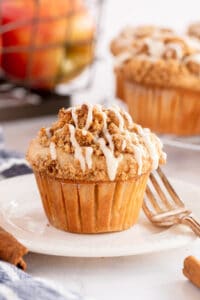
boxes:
[143,167,191,226]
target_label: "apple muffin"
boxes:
[111,25,200,135]
[27,103,166,233]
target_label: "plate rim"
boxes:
[0,174,198,257]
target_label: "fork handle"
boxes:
[181,215,200,237]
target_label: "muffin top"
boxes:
[27,104,166,181]
[188,22,200,40]
[110,25,175,55]
[111,25,200,91]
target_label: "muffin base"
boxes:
[115,69,125,100]
[124,81,200,135]
[34,171,149,234]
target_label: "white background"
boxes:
[73,0,200,102]
[2,1,200,299]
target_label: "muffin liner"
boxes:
[115,68,125,101]
[34,171,149,234]
[124,81,200,135]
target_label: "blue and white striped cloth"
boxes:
[0,261,88,300]
[0,127,31,180]
[0,128,91,300]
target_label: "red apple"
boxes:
[1,0,94,90]
[0,35,2,67]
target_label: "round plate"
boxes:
[0,174,199,257]
[161,135,200,151]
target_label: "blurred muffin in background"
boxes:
[188,22,200,40]
[110,25,200,135]
[110,26,174,100]
[110,25,175,55]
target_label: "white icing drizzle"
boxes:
[185,53,200,64]
[116,37,133,48]
[97,105,146,177]
[45,127,51,138]
[166,43,183,59]
[114,28,200,69]
[82,129,88,136]
[84,104,93,130]
[71,104,93,130]
[114,51,133,68]
[162,152,167,161]
[137,53,158,62]
[121,140,126,151]
[56,104,163,180]
[68,124,86,172]
[183,36,200,50]
[154,135,166,161]
[132,145,143,175]
[85,147,93,169]
[124,130,144,175]
[110,105,125,131]
[95,105,114,152]
[98,138,122,181]
[123,110,134,128]
[136,126,159,169]
[49,142,57,160]
[145,38,165,58]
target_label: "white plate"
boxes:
[0,174,199,257]
[161,135,200,151]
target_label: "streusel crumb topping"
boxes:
[111,25,200,90]
[27,104,166,181]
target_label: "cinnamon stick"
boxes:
[183,256,200,288]
[0,226,28,270]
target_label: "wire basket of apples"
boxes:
[0,0,102,92]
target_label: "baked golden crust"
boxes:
[111,25,200,91]
[27,104,166,181]
[118,56,200,91]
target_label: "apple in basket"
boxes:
[0,36,2,66]
[1,0,95,90]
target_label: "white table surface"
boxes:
[25,243,200,300]
[1,0,200,299]
[2,119,200,300]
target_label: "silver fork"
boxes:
[143,167,200,237]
